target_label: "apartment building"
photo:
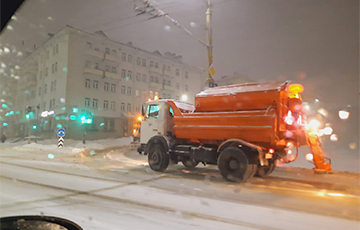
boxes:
[12,25,206,140]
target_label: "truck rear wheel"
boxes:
[181,157,199,169]
[218,147,254,182]
[148,144,169,172]
[255,160,275,177]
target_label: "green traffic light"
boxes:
[32,125,37,130]
[73,108,79,113]
[25,114,30,119]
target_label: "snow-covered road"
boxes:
[0,138,359,229]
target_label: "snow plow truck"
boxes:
[137,81,332,182]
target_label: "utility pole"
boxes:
[135,0,216,87]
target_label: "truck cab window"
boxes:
[146,104,159,118]
[169,107,174,117]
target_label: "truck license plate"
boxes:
[265,153,273,159]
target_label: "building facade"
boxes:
[10,26,206,140]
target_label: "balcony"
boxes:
[84,67,103,76]
[148,82,162,90]
[104,53,121,63]
[164,85,175,91]
[105,71,122,80]
[148,67,162,75]
[85,49,104,59]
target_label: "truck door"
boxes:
[140,104,160,144]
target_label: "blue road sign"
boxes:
[57,128,66,137]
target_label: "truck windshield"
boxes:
[146,104,159,118]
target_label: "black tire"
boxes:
[217,147,253,182]
[255,160,275,177]
[181,157,199,169]
[148,144,169,172]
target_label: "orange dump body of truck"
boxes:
[169,81,306,148]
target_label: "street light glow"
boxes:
[182,95,187,101]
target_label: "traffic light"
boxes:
[79,111,93,124]
[25,106,34,119]
[32,125,37,130]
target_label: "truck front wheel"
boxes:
[148,144,169,172]
[218,147,254,182]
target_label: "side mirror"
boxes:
[141,105,146,117]
[0,215,83,230]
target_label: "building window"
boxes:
[104,118,115,131]
[127,103,131,112]
[135,106,140,113]
[136,73,141,81]
[127,54,132,62]
[105,66,110,72]
[185,71,188,78]
[56,44,59,53]
[104,82,109,91]
[92,99,98,108]
[93,81,99,89]
[111,84,116,93]
[112,49,117,56]
[49,99,53,109]
[176,69,180,76]
[167,66,171,71]
[150,76,154,82]
[122,52,126,61]
[103,100,109,109]
[162,79,166,86]
[155,62,159,68]
[53,46,56,55]
[105,48,110,54]
[44,84,47,94]
[150,61,154,67]
[121,85,126,94]
[38,87,41,96]
[121,69,126,78]
[142,74,146,82]
[136,89,139,97]
[52,64,54,73]
[136,57,141,65]
[95,63,99,69]
[111,67,116,74]
[85,61,91,68]
[121,103,125,111]
[127,87,132,95]
[53,80,56,91]
[85,98,90,107]
[85,79,91,88]
[110,101,115,110]
[46,67,48,76]
[127,71,132,80]
[142,59,146,67]
[185,84,188,91]
[55,62,57,72]
[155,77,159,83]
[167,80,170,86]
